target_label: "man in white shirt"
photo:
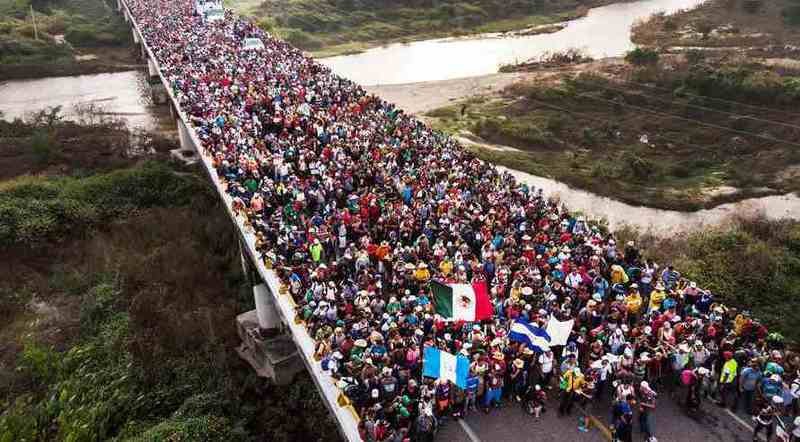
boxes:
[539,349,554,389]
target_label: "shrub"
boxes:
[625,47,659,67]
[29,129,54,164]
[0,162,204,246]
[65,23,126,47]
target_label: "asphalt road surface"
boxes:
[436,390,755,442]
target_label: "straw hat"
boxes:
[492,351,505,361]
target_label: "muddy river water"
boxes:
[0,71,161,131]
[1,0,797,232]
[321,0,707,85]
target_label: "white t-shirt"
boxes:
[539,353,554,373]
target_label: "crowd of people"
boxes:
[125,0,800,440]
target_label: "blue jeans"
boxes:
[484,387,502,407]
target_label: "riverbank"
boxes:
[631,0,800,49]
[412,52,800,211]
[0,47,142,81]
[0,0,135,81]
[231,0,620,58]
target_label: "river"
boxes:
[321,0,706,85]
[0,70,162,131]
[0,0,797,232]
[497,166,800,234]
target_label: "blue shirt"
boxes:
[740,367,762,391]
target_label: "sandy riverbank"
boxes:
[364,72,524,114]
[365,58,625,114]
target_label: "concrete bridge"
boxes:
[114,1,362,440]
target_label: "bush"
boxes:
[0,162,204,246]
[682,65,799,105]
[29,129,54,164]
[65,23,125,47]
[625,47,659,67]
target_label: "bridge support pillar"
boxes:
[253,284,282,330]
[150,82,167,105]
[123,8,129,22]
[140,42,146,59]
[132,28,139,44]
[170,118,199,164]
[116,0,121,11]
[236,239,303,385]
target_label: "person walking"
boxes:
[639,381,657,442]
[718,351,738,409]
[612,394,636,442]
[559,366,584,416]
[739,358,762,415]
[753,396,783,442]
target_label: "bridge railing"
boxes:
[117,2,362,440]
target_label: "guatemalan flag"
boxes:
[422,346,470,389]
[432,280,492,322]
[509,318,552,353]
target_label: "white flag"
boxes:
[545,316,575,347]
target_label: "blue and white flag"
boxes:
[509,318,552,353]
[422,346,469,389]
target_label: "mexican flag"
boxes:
[432,280,492,321]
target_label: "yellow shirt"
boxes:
[648,290,666,312]
[439,260,453,276]
[625,293,643,314]
[610,265,629,284]
[560,370,585,392]
[414,268,431,282]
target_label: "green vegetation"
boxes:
[632,0,800,48]
[0,0,132,79]
[0,161,202,245]
[783,0,800,25]
[0,121,336,441]
[425,60,800,210]
[624,46,659,67]
[232,0,601,56]
[618,217,800,343]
